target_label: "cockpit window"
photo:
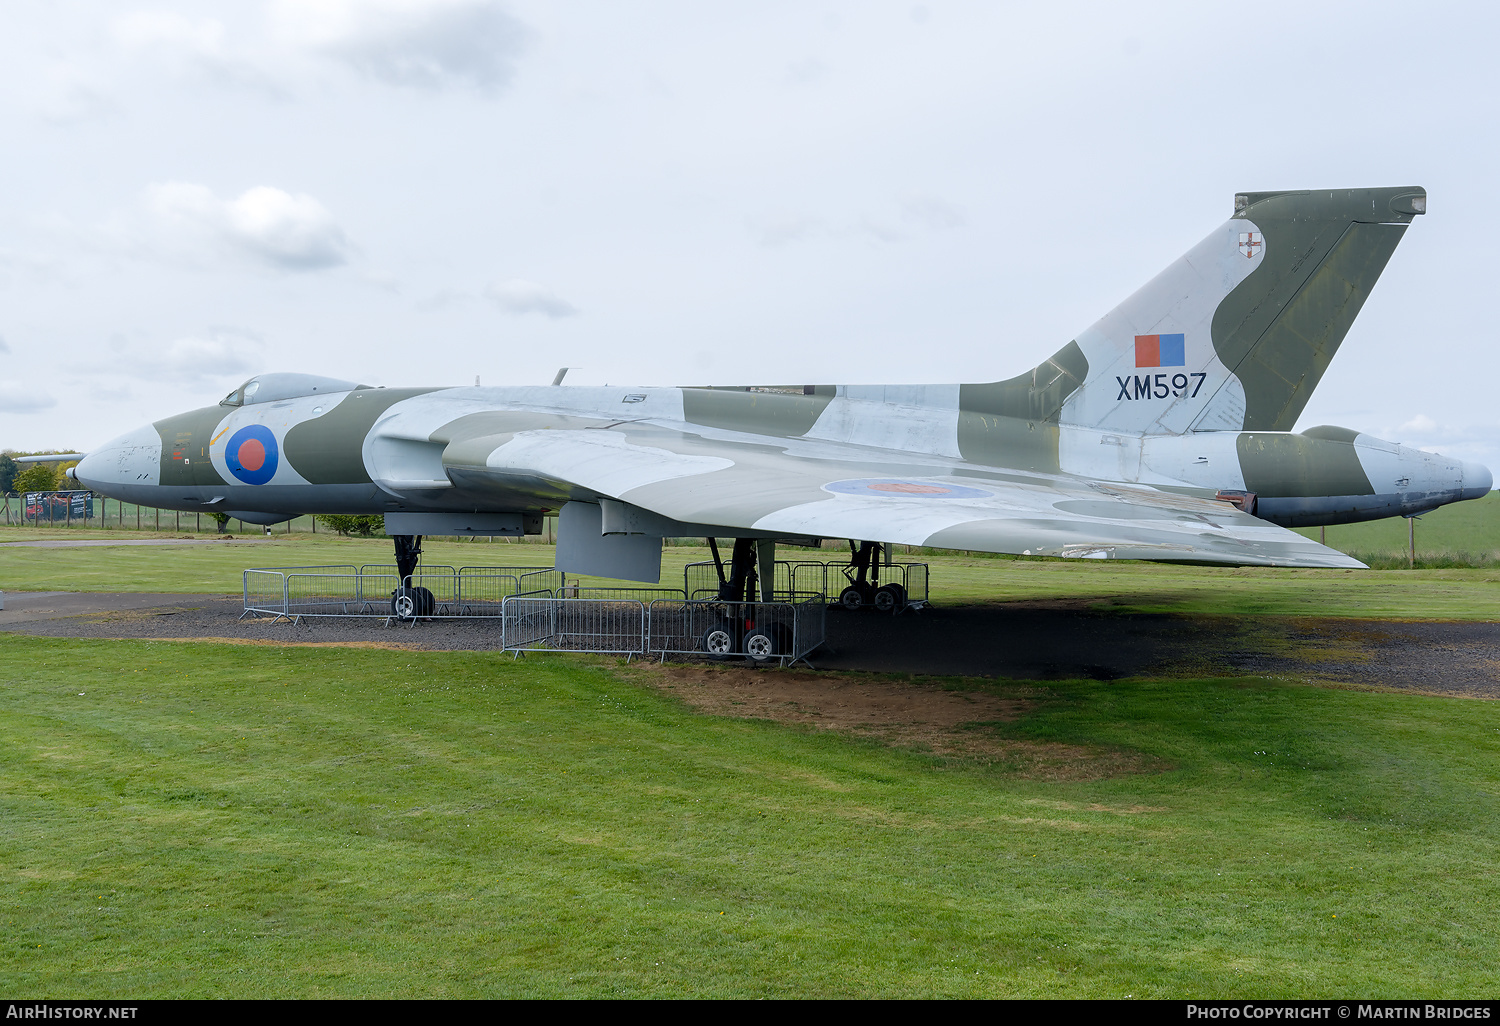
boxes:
[218,373,363,407]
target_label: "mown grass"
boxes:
[0,636,1496,997]
[4,490,1500,618]
[7,535,1500,619]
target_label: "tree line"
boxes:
[0,451,79,495]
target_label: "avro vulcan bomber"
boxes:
[72,187,1489,590]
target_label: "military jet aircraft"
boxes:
[72,186,1490,598]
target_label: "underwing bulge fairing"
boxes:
[75,187,1490,583]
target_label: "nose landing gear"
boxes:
[389,533,434,621]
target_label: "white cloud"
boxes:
[484,279,577,318]
[900,196,968,231]
[33,60,118,125]
[1398,414,1438,435]
[158,333,265,382]
[141,182,351,271]
[78,329,265,387]
[111,10,277,92]
[114,11,228,56]
[270,0,529,91]
[0,335,9,354]
[0,384,58,414]
[753,213,826,247]
[752,199,966,248]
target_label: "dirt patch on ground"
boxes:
[622,663,1168,780]
[147,637,423,650]
[4,592,1496,698]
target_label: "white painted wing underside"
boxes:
[468,423,1363,569]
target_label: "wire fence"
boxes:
[241,563,826,665]
[0,492,325,534]
[242,565,567,620]
[683,559,929,610]
[0,491,563,540]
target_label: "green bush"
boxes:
[314,514,385,537]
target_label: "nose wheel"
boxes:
[391,586,435,621]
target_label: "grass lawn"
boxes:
[1,636,1497,997]
[5,528,1500,619]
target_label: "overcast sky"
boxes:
[2,0,1495,470]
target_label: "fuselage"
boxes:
[74,377,1491,530]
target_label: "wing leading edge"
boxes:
[441,418,1364,569]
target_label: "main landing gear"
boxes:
[390,534,435,620]
[699,537,791,663]
[838,540,906,614]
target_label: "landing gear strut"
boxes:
[700,537,789,662]
[391,534,434,619]
[839,540,905,613]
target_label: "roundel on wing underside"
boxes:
[226,424,279,485]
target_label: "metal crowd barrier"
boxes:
[500,597,650,657]
[496,594,825,666]
[682,559,929,610]
[645,597,824,666]
[242,564,564,622]
[242,564,828,664]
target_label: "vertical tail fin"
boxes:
[1014,187,1425,436]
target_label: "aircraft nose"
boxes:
[72,422,162,492]
[72,451,104,490]
[1462,460,1493,500]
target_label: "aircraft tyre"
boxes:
[744,630,775,663]
[874,584,905,614]
[391,586,436,620]
[839,586,865,611]
[702,624,735,661]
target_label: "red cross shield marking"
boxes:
[1239,232,1263,259]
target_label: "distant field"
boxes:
[1,636,1496,997]
[5,531,1500,620]
[1292,491,1500,566]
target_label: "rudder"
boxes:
[1043,186,1424,437]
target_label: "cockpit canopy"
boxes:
[220,373,370,407]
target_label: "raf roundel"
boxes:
[823,479,993,499]
[225,424,279,486]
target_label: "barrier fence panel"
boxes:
[243,565,567,620]
[515,568,565,595]
[501,597,647,655]
[684,558,929,609]
[788,561,832,599]
[646,597,824,665]
[242,570,288,617]
[451,573,521,616]
[360,563,458,579]
[245,565,361,618]
[239,565,827,662]
[285,571,400,616]
[501,596,559,649]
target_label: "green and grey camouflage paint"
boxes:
[73,187,1489,574]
